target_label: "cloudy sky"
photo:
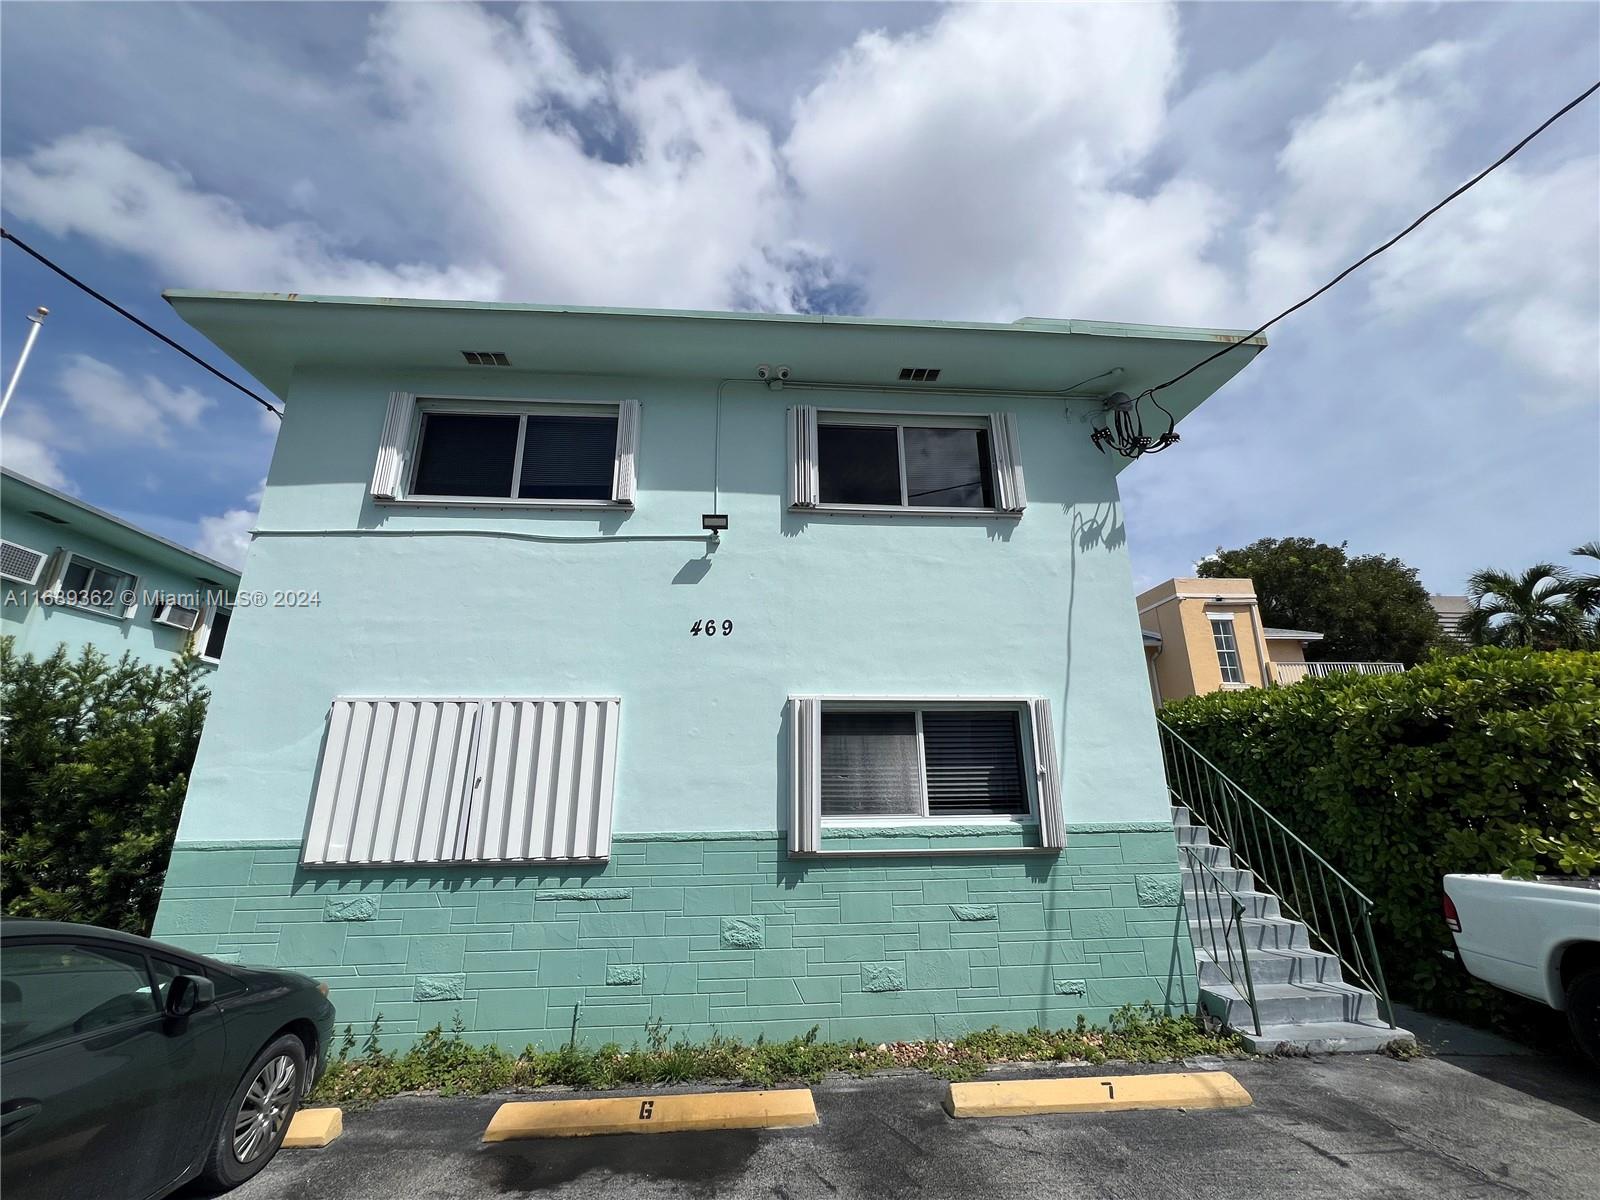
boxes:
[2,1,1596,591]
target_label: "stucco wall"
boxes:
[1,505,226,672]
[154,363,1193,1046]
[171,366,1168,842]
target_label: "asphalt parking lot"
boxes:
[202,1037,1599,1200]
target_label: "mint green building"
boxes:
[151,293,1263,1050]
[2,468,240,670]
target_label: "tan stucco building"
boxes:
[1137,577,1323,705]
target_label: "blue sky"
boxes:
[2,1,1596,591]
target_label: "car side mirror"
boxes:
[165,973,215,1018]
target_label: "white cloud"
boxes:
[1367,157,1600,408]
[195,480,263,568]
[0,412,73,491]
[1,129,502,299]
[55,354,214,446]
[783,4,1238,324]
[362,2,800,309]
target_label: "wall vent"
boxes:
[0,540,46,585]
[29,510,68,525]
[897,367,942,382]
[461,351,512,367]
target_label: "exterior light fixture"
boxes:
[701,514,729,533]
[1090,390,1180,460]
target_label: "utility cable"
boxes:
[1145,79,1600,399]
[0,227,283,418]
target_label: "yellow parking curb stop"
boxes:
[945,1071,1251,1118]
[283,1106,344,1147]
[482,1088,819,1141]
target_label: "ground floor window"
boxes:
[820,704,1031,821]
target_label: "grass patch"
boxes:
[310,1005,1244,1107]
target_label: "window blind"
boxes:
[819,712,922,816]
[411,413,520,497]
[921,710,1027,815]
[519,414,619,501]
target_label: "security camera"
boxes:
[775,365,792,381]
[756,364,772,380]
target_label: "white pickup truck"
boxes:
[1443,874,1600,1064]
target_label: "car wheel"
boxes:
[1567,967,1600,1069]
[199,1033,307,1190]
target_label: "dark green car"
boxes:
[1,919,336,1199]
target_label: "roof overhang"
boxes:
[1,469,241,585]
[164,292,1266,465]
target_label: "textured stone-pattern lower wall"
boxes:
[153,828,1194,1051]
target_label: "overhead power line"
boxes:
[0,228,282,418]
[1147,78,1600,399]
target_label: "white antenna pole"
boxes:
[1,306,50,419]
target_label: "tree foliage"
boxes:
[1197,537,1441,665]
[1,637,208,934]
[1161,648,1600,1028]
[1460,546,1598,650]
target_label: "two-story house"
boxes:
[150,293,1263,1050]
[2,468,240,670]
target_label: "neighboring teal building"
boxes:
[2,468,240,670]
[151,292,1264,1051]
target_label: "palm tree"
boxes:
[1568,542,1600,619]
[1461,563,1588,649]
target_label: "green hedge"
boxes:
[1160,648,1600,1026]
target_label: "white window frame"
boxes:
[379,394,638,510]
[806,409,1023,517]
[817,698,1039,828]
[1209,614,1246,687]
[0,539,47,585]
[193,601,232,664]
[49,552,139,621]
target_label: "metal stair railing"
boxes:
[1178,842,1262,1036]
[1159,719,1396,1029]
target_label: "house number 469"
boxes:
[690,619,733,637]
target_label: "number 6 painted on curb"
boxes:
[639,1100,654,1120]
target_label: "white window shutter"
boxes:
[121,577,140,620]
[612,398,640,504]
[303,697,619,867]
[788,697,821,855]
[37,549,68,598]
[788,406,819,507]
[990,412,1027,512]
[370,391,415,500]
[1030,697,1065,850]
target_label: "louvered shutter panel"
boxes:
[788,406,819,507]
[370,392,415,500]
[788,697,821,855]
[612,398,640,503]
[37,549,68,598]
[304,697,620,867]
[463,700,619,862]
[121,578,140,620]
[304,700,483,866]
[1029,698,1065,850]
[989,412,1027,512]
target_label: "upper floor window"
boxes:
[55,554,138,619]
[197,604,231,663]
[370,394,640,508]
[1210,616,1244,685]
[789,406,1026,514]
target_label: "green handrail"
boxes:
[1160,719,1396,1029]
[1178,842,1262,1036]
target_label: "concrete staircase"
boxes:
[1173,803,1413,1054]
